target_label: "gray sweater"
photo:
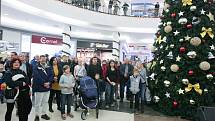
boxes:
[59,74,76,94]
[129,75,141,94]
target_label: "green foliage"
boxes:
[149,0,215,119]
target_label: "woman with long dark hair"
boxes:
[4,58,32,121]
[105,60,118,108]
[48,57,63,112]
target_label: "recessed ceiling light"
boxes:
[3,14,9,16]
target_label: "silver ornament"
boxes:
[206,74,213,79]
[182,79,189,85]
[164,80,171,87]
[190,100,195,105]
[154,96,160,103]
[178,18,188,25]
[167,51,173,59]
[208,52,215,59]
[190,6,197,11]
[192,17,201,25]
[187,51,197,58]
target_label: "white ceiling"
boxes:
[1,1,157,44]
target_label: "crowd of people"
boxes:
[58,0,130,16]
[0,52,149,121]
[58,0,161,17]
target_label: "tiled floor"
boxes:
[0,103,133,121]
[0,101,190,121]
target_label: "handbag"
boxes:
[145,87,151,102]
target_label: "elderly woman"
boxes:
[4,58,32,121]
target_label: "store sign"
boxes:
[32,35,63,45]
[90,43,109,48]
[77,41,112,49]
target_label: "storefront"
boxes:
[77,39,114,63]
[30,35,63,59]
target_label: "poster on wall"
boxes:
[31,35,63,59]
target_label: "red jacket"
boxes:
[102,64,108,80]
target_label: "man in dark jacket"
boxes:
[119,58,134,102]
[122,2,129,16]
[154,2,160,16]
[19,53,32,80]
[5,52,18,71]
[87,57,104,104]
[32,55,53,121]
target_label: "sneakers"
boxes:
[34,116,40,121]
[110,103,115,107]
[61,114,66,120]
[41,114,50,120]
[67,113,74,118]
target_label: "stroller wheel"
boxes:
[81,111,87,120]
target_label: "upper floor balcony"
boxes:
[2,0,162,34]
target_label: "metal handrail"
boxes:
[57,0,163,18]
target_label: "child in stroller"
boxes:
[73,76,99,120]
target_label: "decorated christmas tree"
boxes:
[149,0,215,119]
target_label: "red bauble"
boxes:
[186,24,192,29]
[188,70,194,76]
[171,13,176,17]
[180,47,186,53]
[173,101,178,108]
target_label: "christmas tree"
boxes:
[149,0,215,119]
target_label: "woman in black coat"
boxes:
[4,58,32,121]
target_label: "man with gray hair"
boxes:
[119,58,134,102]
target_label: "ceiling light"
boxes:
[2,0,89,26]
[120,35,130,40]
[1,17,63,35]
[3,14,9,16]
[140,39,155,44]
[116,27,157,33]
[70,31,113,40]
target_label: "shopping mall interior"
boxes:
[0,0,215,121]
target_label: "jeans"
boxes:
[108,6,112,14]
[48,89,61,110]
[130,92,140,110]
[140,83,147,101]
[105,82,115,105]
[98,80,106,101]
[120,79,131,100]
[34,91,50,116]
[61,94,73,114]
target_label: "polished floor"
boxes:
[0,101,189,121]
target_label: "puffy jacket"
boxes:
[32,64,53,92]
[129,75,141,94]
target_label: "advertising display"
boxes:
[31,35,63,58]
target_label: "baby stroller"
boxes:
[74,76,99,120]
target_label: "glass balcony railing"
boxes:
[57,0,163,18]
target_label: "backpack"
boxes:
[80,76,98,99]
